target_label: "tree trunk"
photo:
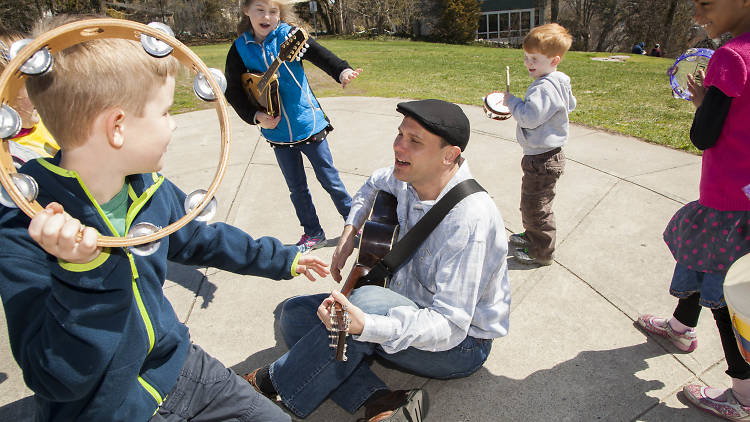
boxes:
[661,0,679,56]
[550,0,558,22]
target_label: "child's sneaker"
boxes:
[297,232,326,253]
[514,248,553,266]
[508,232,529,248]
[683,385,750,420]
[636,314,697,352]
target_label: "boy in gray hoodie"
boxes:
[503,23,577,265]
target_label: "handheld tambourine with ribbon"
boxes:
[483,66,512,121]
[0,19,230,256]
[667,48,714,101]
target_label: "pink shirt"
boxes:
[700,32,750,211]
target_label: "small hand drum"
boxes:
[483,91,512,121]
[668,48,714,101]
[0,19,230,255]
[724,253,750,364]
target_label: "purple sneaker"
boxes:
[683,384,750,420]
[637,314,697,352]
[297,232,326,253]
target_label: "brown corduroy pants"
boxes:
[519,148,565,261]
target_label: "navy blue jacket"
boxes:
[0,153,300,421]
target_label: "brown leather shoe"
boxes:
[242,368,280,402]
[359,389,428,422]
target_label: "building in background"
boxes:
[477,0,547,45]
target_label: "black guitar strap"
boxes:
[360,178,486,285]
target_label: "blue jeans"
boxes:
[269,286,493,418]
[273,138,351,236]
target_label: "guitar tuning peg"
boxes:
[305,43,309,48]
[301,47,307,53]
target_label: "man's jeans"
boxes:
[273,138,351,236]
[269,286,493,418]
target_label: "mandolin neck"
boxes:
[258,58,283,92]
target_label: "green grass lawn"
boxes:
[175,39,698,154]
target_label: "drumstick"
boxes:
[505,66,510,92]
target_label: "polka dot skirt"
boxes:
[664,201,750,273]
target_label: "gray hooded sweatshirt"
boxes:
[505,71,576,156]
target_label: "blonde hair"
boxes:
[523,23,572,58]
[0,28,26,73]
[237,0,299,35]
[25,16,179,148]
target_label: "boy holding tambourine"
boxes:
[501,23,577,266]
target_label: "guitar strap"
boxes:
[360,178,486,285]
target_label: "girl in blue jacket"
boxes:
[225,0,362,253]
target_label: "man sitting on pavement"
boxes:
[244,99,512,421]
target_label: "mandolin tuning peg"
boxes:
[301,47,307,53]
[304,43,309,48]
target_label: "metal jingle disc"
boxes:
[0,173,39,208]
[193,68,227,102]
[127,222,162,256]
[9,39,53,75]
[140,22,174,58]
[184,188,217,222]
[0,104,21,139]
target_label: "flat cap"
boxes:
[396,99,470,151]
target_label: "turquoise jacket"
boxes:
[0,153,300,421]
[231,23,341,143]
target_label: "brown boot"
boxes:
[359,389,428,422]
[242,368,280,402]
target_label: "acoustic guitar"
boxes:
[240,26,309,117]
[329,190,399,361]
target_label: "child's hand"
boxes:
[28,202,101,264]
[294,255,330,281]
[339,68,363,89]
[687,70,706,108]
[254,112,281,129]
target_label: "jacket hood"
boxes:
[543,71,576,114]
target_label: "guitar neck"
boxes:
[258,59,283,92]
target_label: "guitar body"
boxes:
[241,72,280,117]
[330,190,399,361]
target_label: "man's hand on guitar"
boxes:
[339,68,363,89]
[254,111,281,129]
[29,202,101,264]
[318,290,365,335]
[331,225,357,282]
[294,255,330,281]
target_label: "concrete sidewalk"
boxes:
[0,96,728,421]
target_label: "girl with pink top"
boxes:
[637,1,750,420]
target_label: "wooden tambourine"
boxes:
[0,18,231,251]
[483,91,512,121]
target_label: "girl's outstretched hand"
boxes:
[294,255,330,281]
[28,202,101,264]
[254,111,281,129]
[340,68,363,89]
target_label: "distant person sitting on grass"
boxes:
[501,23,577,266]
[650,43,663,57]
[632,41,646,54]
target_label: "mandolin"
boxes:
[329,190,399,361]
[240,26,309,117]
